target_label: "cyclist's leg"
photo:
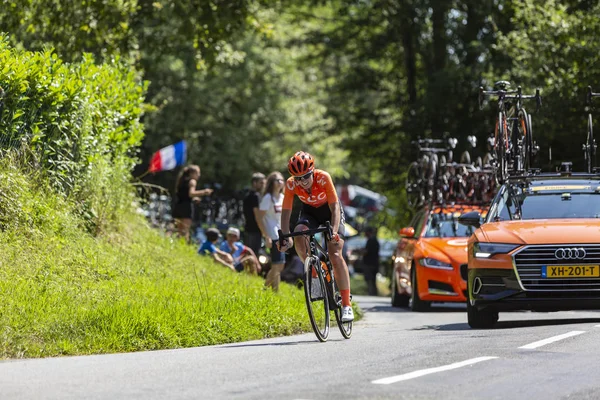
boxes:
[308,203,352,307]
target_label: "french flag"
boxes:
[148,140,187,173]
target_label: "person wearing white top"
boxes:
[257,172,286,291]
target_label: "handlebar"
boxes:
[479,85,542,111]
[587,86,600,105]
[277,222,333,247]
[411,136,458,151]
[411,138,445,145]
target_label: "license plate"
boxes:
[542,265,600,278]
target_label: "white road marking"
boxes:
[595,324,600,328]
[518,331,586,349]
[371,356,498,385]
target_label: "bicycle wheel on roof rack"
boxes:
[303,255,330,342]
[405,161,422,207]
[513,108,529,172]
[587,113,596,173]
[494,113,508,184]
[524,112,533,171]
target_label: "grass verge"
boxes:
[0,162,361,359]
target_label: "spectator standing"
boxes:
[172,165,213,242]
[220,227,261,275]
[243,172,266,256]
[198,228,235,271]
[362,226,380,296]
[257,172,286,291]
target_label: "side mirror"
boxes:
[458,211,482,228]
[399,227,415,238]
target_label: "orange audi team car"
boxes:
[460,168,600,328]
[391,204,486,311]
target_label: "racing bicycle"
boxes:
[479,81,541,183]
[406,136,458,207]
[278,222,352,342]
[585,86,599,173]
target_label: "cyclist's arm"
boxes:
[281,180,295,234]
[280,208,292,235]
[328,201,341,236]
[322,171,341,236]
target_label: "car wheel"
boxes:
[391,274,409,308]
[410,264,430,312]
[466,280,498,329]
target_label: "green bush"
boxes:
[0,37,147,233]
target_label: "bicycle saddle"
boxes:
[447,137,458,149]
[493,80,511,91]
[467,135,477,148]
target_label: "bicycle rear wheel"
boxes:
[524,112,533,171]
[405,161,422,207]
[587,113,596,173]
[494,113,508,183]
[303,256,330,342]
[331,278,353,339]
[513,109,529,171]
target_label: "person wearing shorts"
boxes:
[258,171,287,291]
[278,151,354,322]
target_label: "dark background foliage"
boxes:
[2,0,599,227]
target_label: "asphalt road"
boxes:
[3,296,600,400]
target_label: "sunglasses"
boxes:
[294,172,313,182]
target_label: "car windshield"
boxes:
[492,187,600,220]
[424,213,476,238]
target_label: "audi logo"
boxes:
[554,247,587,260]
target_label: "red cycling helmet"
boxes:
[288,151,315,176]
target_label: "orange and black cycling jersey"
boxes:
[282,169,339,209]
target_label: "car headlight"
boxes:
[473,242,519,259]
[420,257,453,270]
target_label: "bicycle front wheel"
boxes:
[303,256,330,342]
[331,279,353,339]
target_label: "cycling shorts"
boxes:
[295,202,346,238]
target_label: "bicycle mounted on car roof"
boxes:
[479,81,542,184]
[405,136,496,208]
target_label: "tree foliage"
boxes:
[3,0,600,227]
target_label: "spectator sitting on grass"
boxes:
[220,227,261,275]
[198,228,235,271]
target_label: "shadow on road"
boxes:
[420,317,600,331]
[220,338,347,348]
[363,304,466,314]
[493,317,600,330]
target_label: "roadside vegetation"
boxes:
[0,157,363,358]
[0,42,361,359]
